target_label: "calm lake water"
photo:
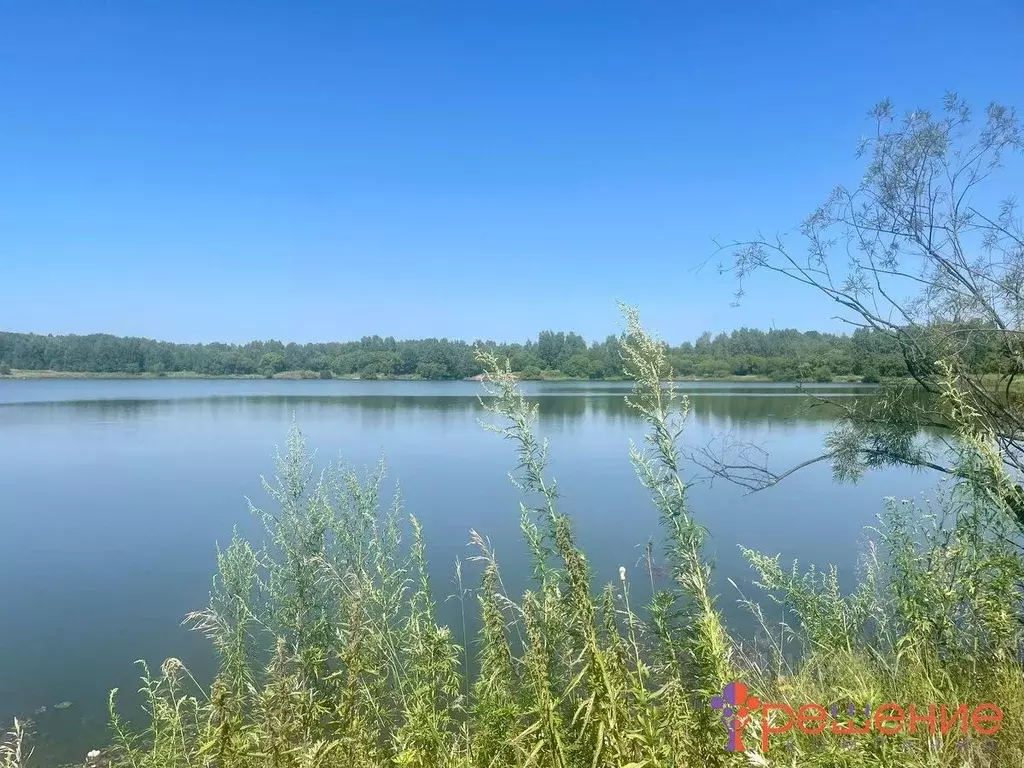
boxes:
[0,379,938,763]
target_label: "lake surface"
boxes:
[0,379,938,763]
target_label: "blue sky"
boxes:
[1,1,1022,344]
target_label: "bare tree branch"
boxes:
[703,94,1024,504]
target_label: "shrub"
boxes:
[519,365,542,379]
[811,365,833,382]
[861,365,881,383]
[415,362,448,380]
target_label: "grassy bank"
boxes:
[4,309,1019,768]
[0,369,413,381]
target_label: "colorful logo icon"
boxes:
[710,680,760,752]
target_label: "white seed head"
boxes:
[618,566,626,582]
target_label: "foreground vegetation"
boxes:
[0,321,1009,383]
[6,305,1023,768]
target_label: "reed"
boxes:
[1,719,31,768]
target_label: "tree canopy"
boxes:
[0,323,1011,382]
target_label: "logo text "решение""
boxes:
[710,680,1003,753]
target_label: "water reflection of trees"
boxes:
[0,399,167,424]
[5,391,894,430]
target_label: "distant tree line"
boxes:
[0,324,1009,381]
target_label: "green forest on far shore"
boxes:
[0,323,1010,383]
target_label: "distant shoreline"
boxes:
[0,369,872,384]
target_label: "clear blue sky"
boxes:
[1,1,1022,344]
